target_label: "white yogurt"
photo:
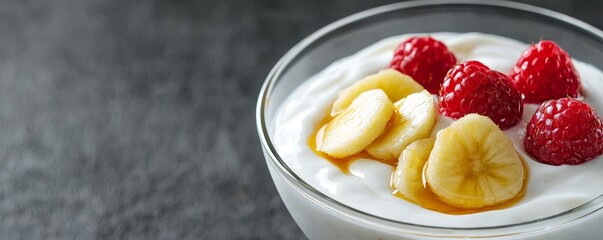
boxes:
[273,32,603,228]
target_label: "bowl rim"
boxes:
[256,0,603,235]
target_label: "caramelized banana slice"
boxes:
[366,90,436,161]
[318,89,394,158]
[331,69,423,116]
[426,114,525,209]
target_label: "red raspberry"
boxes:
[524,98,603,165]
[390,36,456,94]
[510,40,581,103]
[439,61,523,130]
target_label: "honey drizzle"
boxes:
[307,109,529,215]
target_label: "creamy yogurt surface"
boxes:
[273,32,603,227]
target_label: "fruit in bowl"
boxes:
[257,1,603,239]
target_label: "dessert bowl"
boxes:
[256,0,603,239]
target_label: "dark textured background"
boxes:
[0,0,601,239]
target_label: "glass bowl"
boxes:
[256,0,603,239]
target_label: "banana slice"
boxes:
[392,137,435,203]
[365,90,436,161]
[425,114,525,209]
[331,69,424,116]
[318,89,394,158]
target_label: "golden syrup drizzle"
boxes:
[308,108,529,215]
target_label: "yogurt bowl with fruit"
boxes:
[257,1,603,239]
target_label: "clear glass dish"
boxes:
[256,0,603,239]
